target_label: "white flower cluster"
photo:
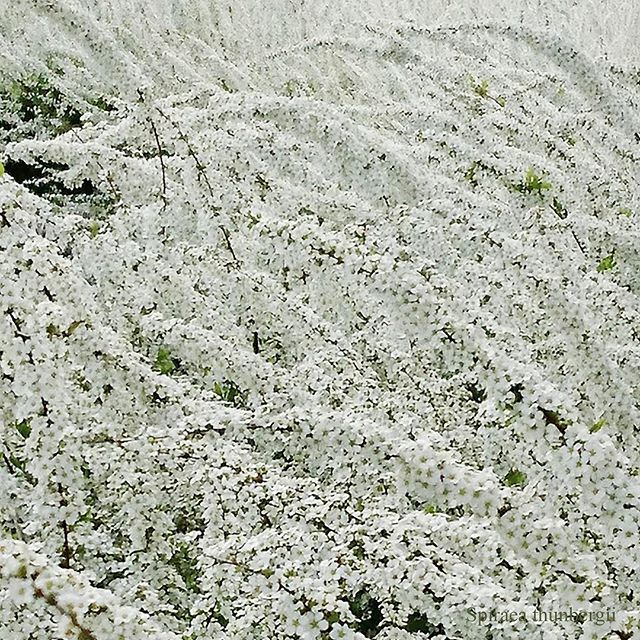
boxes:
[1,2,639,640]
[0,539,179,639]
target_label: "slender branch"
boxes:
[70,130,120,204]
[57,483,72,569]
[29,569,98,640]
[147,116,168,207]
[6,308,30,343]
[154,106,238,264]
[220,226,238,263]
[570,228,587,256]
[2,451,37,486]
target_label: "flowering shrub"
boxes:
[1,2,640,640]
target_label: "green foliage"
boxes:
[174,509,205,535]
[169,542,200,592]
[2,441,36,485]
[46,323,61,338]
[596,254,615,273]
[213,379,247,407]
[514,168,552,198]
[463,162,479,187]
[590,418,606,434]
[219,78,235,93]
[550,197,568,219]
[14,419,32,439]
[539,407,568,433]
[89,220,100,238]
[471,78,505,106]
[619,207,633,217]
[1,73,82,135]
[404,612,441,634]
[349,589,383,637]
[0,70,113,147]
[348,537,365,560]
[325,612,341,626]
[559,127,576,146]
[254,332,283,364]
[89,95,114,112]
[473,79,490,98]
[504,468,527,487]
[0,160,4,177]
[283,79,299,97]
[154,346,176,375]
[1,157,99,206]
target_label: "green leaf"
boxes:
[169,542,200,592]
[524,167,552,195]
[405,613,439,634]
[463,162,478,186]
[504,468,526,487]
[596,254,615,273]
[213,379,246,407]
[590,418,606,434]
[14,419,32,439]
[619,207,633,217]
[349,589,383,636]
[551,197,568,219]
[66,320,84,335]
[0,160,4,177]
[512,168,552,198]
[473,79,489,98]
[154,346,176,375]
[46,323,61,338]
[326,612,341,625]
[9,452,26,471]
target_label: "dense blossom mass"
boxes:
[1,2,639,639]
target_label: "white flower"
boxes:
[8,578,34,606]
[330,623,356,640]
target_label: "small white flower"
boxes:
[8,578,34,606]
[330,623,355,640]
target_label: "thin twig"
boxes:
[2,452,37,486]
[148,116,168,207]
[220,226,238,263]
[29,570,98,640]
[154,108,213,196]
[57,483,72,569]
[70,130,120,204]
[155,106,238,264]
[570,229,587,256]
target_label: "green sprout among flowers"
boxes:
[513,167,552,198]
